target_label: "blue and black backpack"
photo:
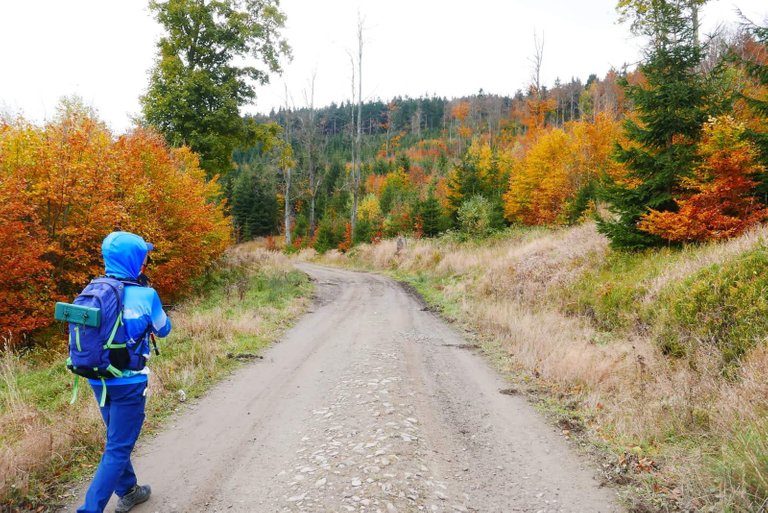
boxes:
[55,277,147,406]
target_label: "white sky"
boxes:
[1,1,766,134]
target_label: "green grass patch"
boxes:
[714,417,768,512]
[563,247,678,332]
[657,245,768,365]
[393,271,463,320]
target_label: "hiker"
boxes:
[76,231,172,513]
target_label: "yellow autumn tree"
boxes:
[504,114,623,225]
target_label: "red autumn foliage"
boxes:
[337,222,353,253]
[0,174,56,341]
[639,116,768,242]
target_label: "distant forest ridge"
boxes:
[250,72,612,139]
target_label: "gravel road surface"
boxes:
[66,264,620,513]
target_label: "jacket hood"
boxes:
[102,232,152,280]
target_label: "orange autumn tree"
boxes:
[451,100,473,148]
[0,174,55,341]
[30,105,122,296]
[522,86,556,141]
[639,116,768,242]
[113,129,231,301]
[0,104,231,345]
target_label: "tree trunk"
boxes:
[307,72,318,238]
[351,17,363,237]
[284,166,292,246]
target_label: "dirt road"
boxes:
[67,264,620,513]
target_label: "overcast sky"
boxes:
[1,0,766,134]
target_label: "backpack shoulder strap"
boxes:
[96,276,126,313]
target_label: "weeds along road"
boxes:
[66,264,620,513]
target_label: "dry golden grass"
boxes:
[0,345,103,502]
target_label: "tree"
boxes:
[522,32,556,139]
[598,0,710,248]
[457,195,494,236]
[354,193,382,244]
[0,104,231,343]
[617,0,708,46]
[638,116,768,241]
[379,168,413,215]
[505,128,574,225]
[350,15,364,238]
[141,0,290,177]
[737,22,768,170]
[232,166,278,240]
[297,71,327,238]
[417,192,446,237]
[275,109,295,246]
[447,139,508,228]
[504,115,623,225]
[0,173,55,341]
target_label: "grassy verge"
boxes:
[310,223,768,512]
[0,243,311,512]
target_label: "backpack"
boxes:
[55,277,146,406]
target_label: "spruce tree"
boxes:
[418,193,445,237]
[232,172,256,241]
[448,152,482,207]
[231,169,279,241]
[599,1,710,248]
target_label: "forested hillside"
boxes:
[227,75,624,245]
[226,13,767,256]
[2,1,765,346]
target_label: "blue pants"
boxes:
[77,381,147,513]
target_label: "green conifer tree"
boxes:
[232,172,256,241]
[599,1,710,248]
[418,193,445,237]
[231,169,279,240]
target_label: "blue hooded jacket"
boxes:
[91,232,172,386]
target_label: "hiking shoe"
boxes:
[115,484,151,513]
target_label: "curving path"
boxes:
[65,264,620,513]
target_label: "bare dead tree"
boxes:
[346,49,357,233]
[530,31,545,99]
[300,69,325,238]
[348,14,364,237]
[282,84,294,246]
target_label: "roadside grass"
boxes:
[312,223,768,512]
[0,244,311,512]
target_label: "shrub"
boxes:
[457,195,494,236]
[659,245,768,364]
[314,212,345,253]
